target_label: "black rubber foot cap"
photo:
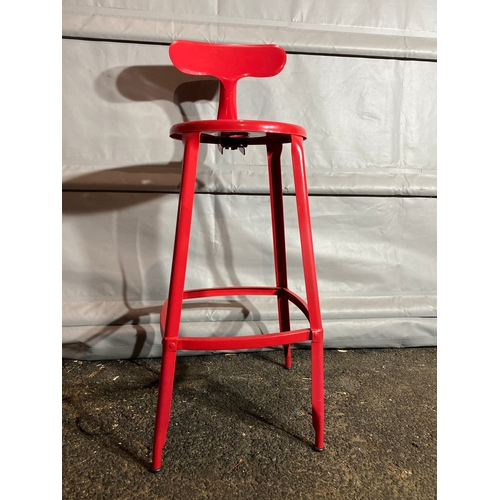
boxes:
[150,467,162,473]
[313,447,324,452]
[284,366,292,370]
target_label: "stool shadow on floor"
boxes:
[172,360,314,449]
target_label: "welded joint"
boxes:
[311,329,323,343]
[163,339,177,351]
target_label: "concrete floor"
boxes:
[62,347,436,499]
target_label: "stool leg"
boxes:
[267,142,292,369]
[151,132,201,472]
[290,135,325,451]
[151,343,177,472]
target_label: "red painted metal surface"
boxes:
[170,120,307,142]
[169,40,286,120]
[151,40,325,472]
[267,143,293,369]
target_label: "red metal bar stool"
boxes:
[151,40,324,472]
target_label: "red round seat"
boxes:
[170,119,307,145]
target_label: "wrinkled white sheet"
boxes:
[62,13,436,359]
[62,0,436,60]
[62,191,436,358]
[63,40,436,196]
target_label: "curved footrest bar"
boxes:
[160,286,311,339]
[183,286,281,299]
[174,328,311,351]
[280,288,310,320]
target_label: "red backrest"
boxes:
[169,40,287,120]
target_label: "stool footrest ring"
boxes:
[182,286,309,318]
[160,286,312,351]
[173,328,312,351]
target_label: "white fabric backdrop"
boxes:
[62,2,436,359]
[62,0,436,60]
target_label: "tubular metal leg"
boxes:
[290,134,325,451]
[151,132,201,472]
[267,142,292,369]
